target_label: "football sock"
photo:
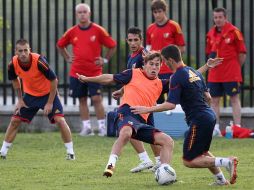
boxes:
[155,156,161,164]
[0,141,12,156]
[138,151,151,162]
[214,171,227,183]
[215,157,230,167]
[82,120,91,129]
[64,141,74,155]
[107,154,118,167]
[98,119,106,129]
[214,124,220,130]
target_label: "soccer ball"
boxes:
[155,164,176,185]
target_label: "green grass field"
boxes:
[0,132,253,190]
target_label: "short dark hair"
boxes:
[151,0,168,12]
[16,39,29,46]
[143,51,162,63]
[161,45,181,63]
[213,7,227,17]
[127,27,142,39]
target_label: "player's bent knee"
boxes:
[155,133,174,148]
[119,126,132,140]
[10,117,22,128]
[54,116,67,126]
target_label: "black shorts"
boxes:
[69,76,102,98]
[183,111,216,161]
[116,105,161,144]
[207,82,241,97]
[13,93,63,124]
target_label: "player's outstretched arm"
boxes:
[76,73,115,85]
[112,88,124,100]
[131,102,176,114]
[197,57,223,74]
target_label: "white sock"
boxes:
[214,124,220,130]
[0,141,12,156]
[107,154,118,167]
[215,157,230,167]
[214,171,227,183]
[98,119,105,129]
[160,163,169,167]
[138,151,150,162]
[155,156,161,164]
[64,141,74,155]
[82,120,91,129]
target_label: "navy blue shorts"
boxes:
[13,93,64,124]
[207,82,241,97]
[157,73,172,104]
[69,76,102,98]
[183,110,216,161]
[116,104,160,144]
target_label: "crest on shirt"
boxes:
[225,38,231,44]
[163,33,170,38]
[151,33,154,38]
[73,37,78,42]
[90,35,96,42]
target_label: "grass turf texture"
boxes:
[0,132,253,190]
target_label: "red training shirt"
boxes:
[57,23,116,77]
[206,22,247,82]
[146,20,185,74]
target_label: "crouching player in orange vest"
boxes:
[0,39,75,160]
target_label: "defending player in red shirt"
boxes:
[146,0,185,103]
[206,8,247,137]
[57,3,116,136]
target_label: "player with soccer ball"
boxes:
[77,49,222,185]
[131,45,238,186]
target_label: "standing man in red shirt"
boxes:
[146,0,185,104]
[57,3,116,136]
[206,8,247,136]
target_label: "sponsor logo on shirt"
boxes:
[128,121,133,125]
[188,70,201,83]
[232,88,237,93]
[55,109,61,113]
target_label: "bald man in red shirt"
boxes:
[57,3,116,137]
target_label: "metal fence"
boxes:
[0,0,253,106]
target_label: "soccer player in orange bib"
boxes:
[0,39,75,160]
[76,51,222,178]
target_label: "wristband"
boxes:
[103,58,109,64]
